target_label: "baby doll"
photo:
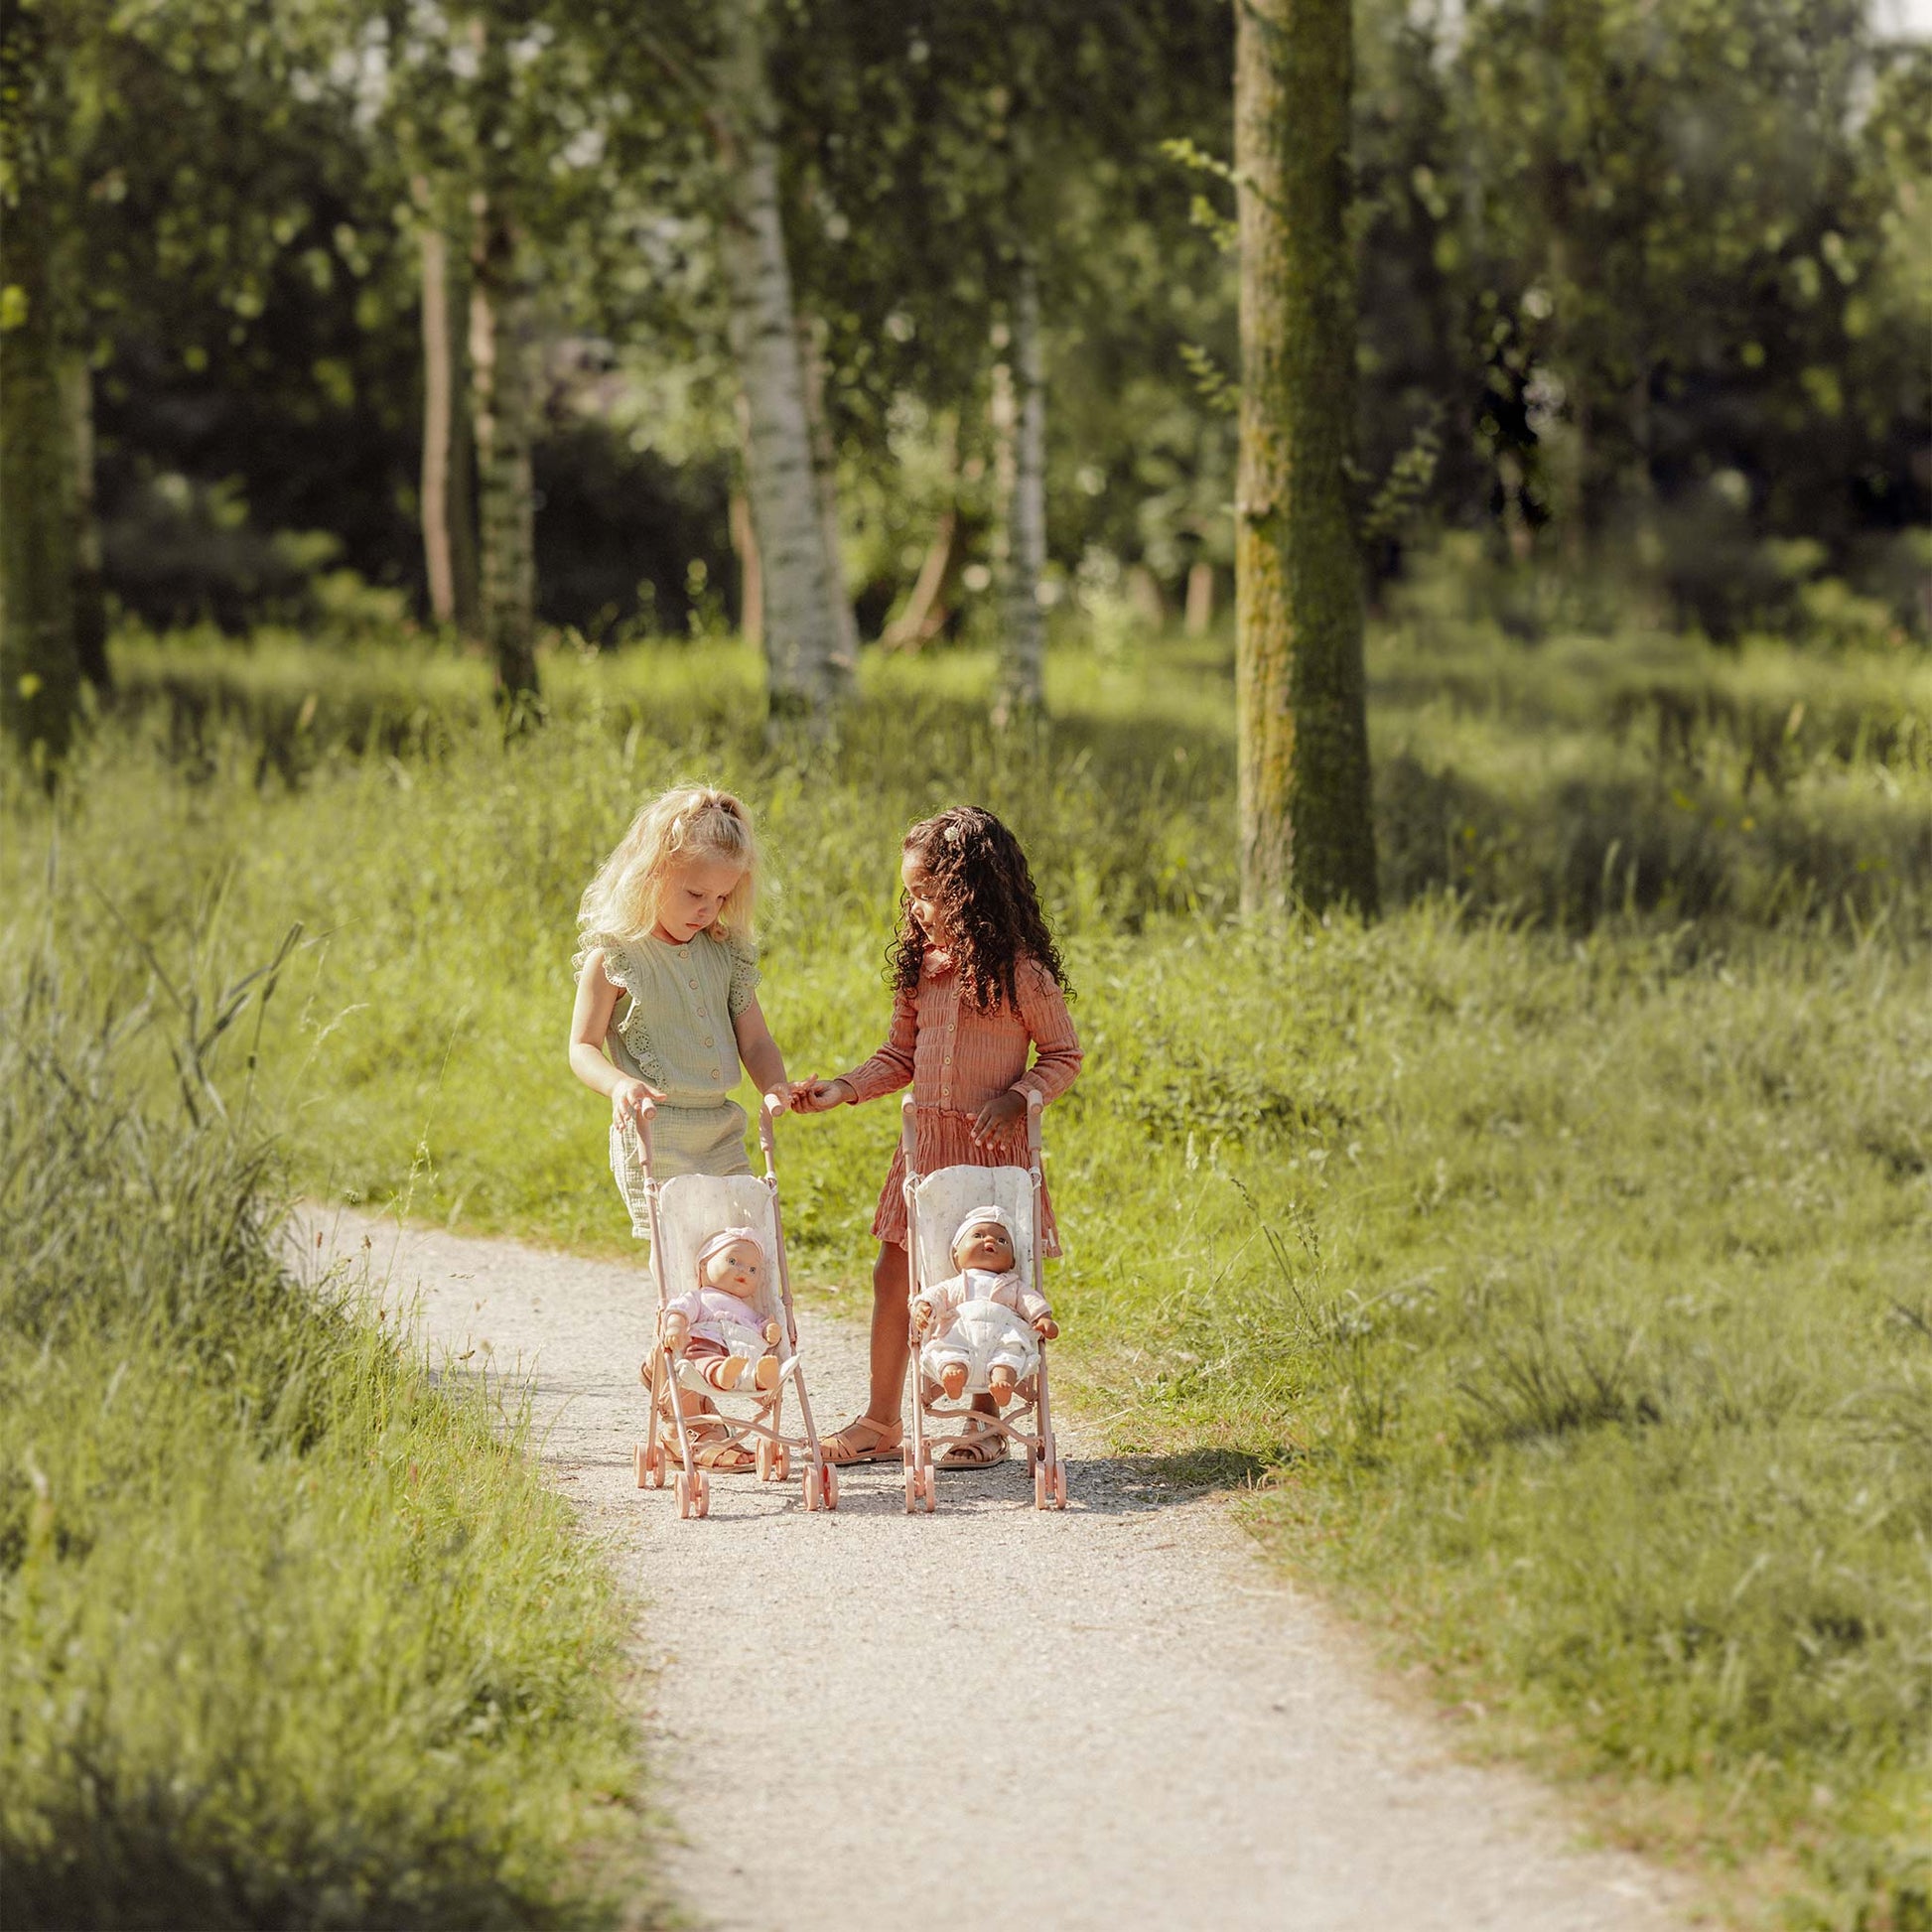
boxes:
[911,1207,1058,1406]
[663,1227,782,1392]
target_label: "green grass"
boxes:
[0,932,655,1926]
[10,610,1932,1925]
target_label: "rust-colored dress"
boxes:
[839,951,1082,1254]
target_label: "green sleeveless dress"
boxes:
[591,927,760,1183]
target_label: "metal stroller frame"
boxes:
[899,1090,1068,1512]
[621,1095,837,1518]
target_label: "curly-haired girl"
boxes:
[792,805,1081,1468]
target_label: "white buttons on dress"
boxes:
[703,1035,714,1047]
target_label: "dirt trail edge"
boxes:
[307,1212,1689,1932]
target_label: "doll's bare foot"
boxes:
[939,1361,969,1401]
[753,1352,780,1392]
[704,1355,749,1392]
[988,1366,1018,1405]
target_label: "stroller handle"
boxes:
[758,1090,784,1169]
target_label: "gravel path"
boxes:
[306,1211,1689,1932]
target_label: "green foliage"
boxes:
[8,616,1932,1917]
[0,930,648,1927]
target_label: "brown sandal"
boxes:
[685,1420,757,1473]
[820,1416,903,1465]
[937,1417,1008,1469]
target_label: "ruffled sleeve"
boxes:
[727,939,760,1018]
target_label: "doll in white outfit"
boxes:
[912,1207,1058,1406]
[664,1227,782,1392]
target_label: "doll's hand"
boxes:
[761,1317,780,1346]
[1034,1313,1059,1340]
[791,1076,853,1114]
[970,1089,1028,1155]
[612,1075,665,1126]
[911,1297,935,1333]
[661,1311,691,1354]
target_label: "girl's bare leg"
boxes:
[865,1239,910,1425]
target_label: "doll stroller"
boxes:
[898,1090,1068,1513]
[616,1095,837,1518]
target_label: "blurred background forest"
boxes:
[22,0,1932,667]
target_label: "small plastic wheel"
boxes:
[771,1445,790,1481]
[919,1446,936,1512]
[1054,1460,1068,1510]
[802,1464,820,1512]
[694,1471,711,1519]
[634,1443,649,1489]
[1034,1461,1048,1511]
[904,1464,918,1513]
[644,1438,666,1488]
[675,1472,692,1520]
[756,1439,773,1482]
[822,1463,839,1511]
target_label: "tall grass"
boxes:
[0,929,649,1928]
[9,614,1932,1924]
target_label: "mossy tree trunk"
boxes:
[0,1,78,759]
[992,258,1046,727]
[712,0,846,733]
[415,191,481,636]
[1234,0,1378,915]
[468,24,538,712]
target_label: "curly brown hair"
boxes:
[888,806,1070,1013]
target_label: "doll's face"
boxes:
[702,1237,763,1300]
[953,1220,1015,1274]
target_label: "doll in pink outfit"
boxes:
[913,1206,1059,1405]
[663,1228,782,1392]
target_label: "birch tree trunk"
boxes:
[1234,0,1378,914]
[0,7,78,760]
[62,353,109,689]
[991,261,1046,726]
[796,311,858,667]
[712,0,845,730]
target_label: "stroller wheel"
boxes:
[756,1438,773,1482]
[903,1463,918,1514]
[919,1445,936,1511]
[694,1470,711,1519]
[675,1472,692,1519]
[822,1462,839,1511]
[801,1463,819,1512]
[1034,1461,1049,1511]
[771,1444,790,1482]
[1054,1460,1068,1510]
[633,1443,648,1489]
[644,1438,666,1488]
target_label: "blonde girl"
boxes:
[570,785,790,1475]
[570,783,790,1180]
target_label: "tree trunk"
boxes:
[416,188,482,636]
[0,7,78,760]
[1234,0,1378,915]
[418,215,458,626]
[62,353,108,689]
[712,0,846,730]
[885,412,959,649]
[992,261,1046,725]
[1184,560,1215,635]
[729,485,761,646]
[796,311,857,665]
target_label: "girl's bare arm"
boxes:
[569,951,661,1113]
[732,996,790,1106]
